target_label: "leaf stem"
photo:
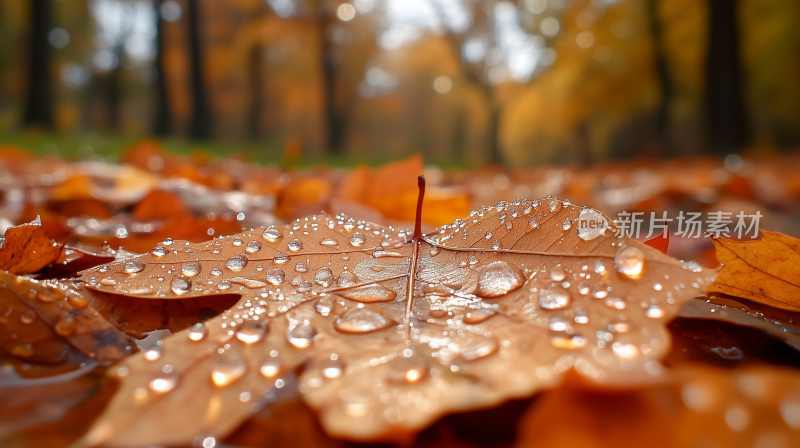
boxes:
[404,176,425,338]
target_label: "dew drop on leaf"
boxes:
[273,252,289,265]
[577,208,608,241]
[264,268,285,285]
[430,246,441,256]
[37,288,62,303]
[181,262,201,277]
[386,356,428,384]
[334,308,395,333]
[144,346,162,361]
[548,316,570,331]
[217,280,231,290]
[461,337,498,361]
[615,245,645,278]
[262,226,282,242]
[259,356,281,378]
[149,372,178,393]
[236,320,267,343]
[151,245,166,257]
[529,218,539,229]
[645,304,664,318]
[100,278,116,286]
[211,351,247,387]
[538,287,572,310]
[320,238,338,247]
[314,268,334,287]
[505,221,513,230]
[245,241,261,253]
[125,259,144,273]
[337,271,358,287]
[295,262,308,272]
[287,321,316,349]
[612,342,639,359]
[163,238,174,246]
[19,309,36,324]
[210,267,222,276]
[337,283,397,303]
[474,261,525,298]
[226,254,247,271]
[288,239,303,252]
[550,268,566,282]
[562,218,572,230]
[350,232,366,246]
[54,316,76,336]
[315,295,335,316]
[170,277,191,295]
[550,334,585,349]
[187,323,207,341]
[320,358,344,378]
[462,308,496,324]
[682,261,703,272]
[233,237,243,246]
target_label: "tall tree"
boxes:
[248,44,263,140]
[187,0,211,140]
[23,0,54,129]
[705,0,749,153]
[646,0,671,155]
[317,5,344,154]
[152,0,171,136]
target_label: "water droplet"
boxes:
[171,277,191,295]
[577,208,608,241]
[314,268,334,287]
[210,267,222,276]
[125,259,144,273]
[151,245,166,257]
[386,356,428,384]
[335,308,395,333]
[612,342,639,359]
[19,309,37,324]
[263,268,285,286]
[287,322,315,348]
[337,283,397,302]
[294,279,312,293]
[474,261,525,298]
[462,308,496,324]
[245,241,261,253]
[538,287,572,310]
[468,255,479,266]
[54,316,76,336]
[529,218,539,229]
[187,323,207,341]
[294,262,308,272]
[263,226,282,242]
[149,372,178,393]
[236,320,267,343]
[644,304,664,318]
[562,218,572,230]
[430,246,441,256]
[259,356,281,377]
[67,295,87,309]
[549,316,570,331]
[211,351,247,387]
[505,221,513,230]
[350,232,366,246]
[682,261,702,272]
[461,337,498,361]
[144,346,162,361]
[315,295,335,316]
[163,238,174,246]
[217,280,231,290]
[320,358,344,378]
[320,238,338,247]
[226,254,247,271]
[615,245,644,278]
[548,200,559,212]
[273,252,289,264]
[337,271,358,287]
[288,239,303,252]
[181,261,201,277]
[100,278,116,286]
[605,297,626,309]
[550,268,566,282]
[233,237,243,246]
[550,334,585,349]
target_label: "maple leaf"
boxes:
[643,229,669,254]
[0,217,64,275]
[78,189,716,446]
[0,273,137,367]
[708,231,800,312]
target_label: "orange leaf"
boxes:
[0,218,65,275]
[709,230,800,312]
[643,229,669,254]
[133,190,190,222]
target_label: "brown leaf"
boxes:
[79,196,716,446]
[643,229,669,254]
[709,230,800,312]
[133,190,190,222]
[0,217,65,275]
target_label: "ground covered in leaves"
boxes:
[1,144,800,448]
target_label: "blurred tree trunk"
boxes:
[23,0,53,129]
[105,51,124,130]
[187,0,211,140]
[152,0,171,136]
[248,44,262,140]
[647,0,671,155]
[705,0,749,153]
[319,14,344,155]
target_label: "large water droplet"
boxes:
[144,346,162,361]
[612,342,639,359]
[236,320,267,343]
[430,246,441,256]
[538,287,572,310]
[210,267,222,276]
[233,237,243,246]
[187,323,207,341]
[350,232,365,246]
[295,262,308,272]
[263,226,282,242]
[245,241,261,253]
[19,309,36,324]
[474,261,525,298]
[577,208,608,241]
[266,268,285,285]
[615,245,645,278]
[682,261,702,272]
[149,372,178,393]
[315,295,335,316]
[211,351,247,387]
[163,238,174,246]
[562,218,572,230]
[314,267,333,287]
[337,271,358,287]
[320,238,338,247]
[320,358,344,378]
[181,261,201,277]
[125,259,144,273]
[288,239,303,252]
[462,308,496,324]
[337,283,397,302]
[644,304,664,319]
[335,308,395,333]
[55,316,76,336]
[549,316,570,331]
[226,254,247,271]
[151,245,166,257]
[550,334,585,349]
[259,356,281,378]
[550,268,566,282]
[217,280,231,290]
[273,252,289,264]
[171,277,191,295]
[386,356,428,384]
[287,322,315,348]
[461,337,498,361]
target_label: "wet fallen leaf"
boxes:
[643,229,669,254]
[78,191,716,446]
[709,231,800,312]
[132,190,190,222]
[0,217,64,275]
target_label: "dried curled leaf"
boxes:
[709,231,800,312]
[79,196,716,446]
[643,229,669,254]
[0,217,64,275]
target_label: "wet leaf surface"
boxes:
[0,218,64,275]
